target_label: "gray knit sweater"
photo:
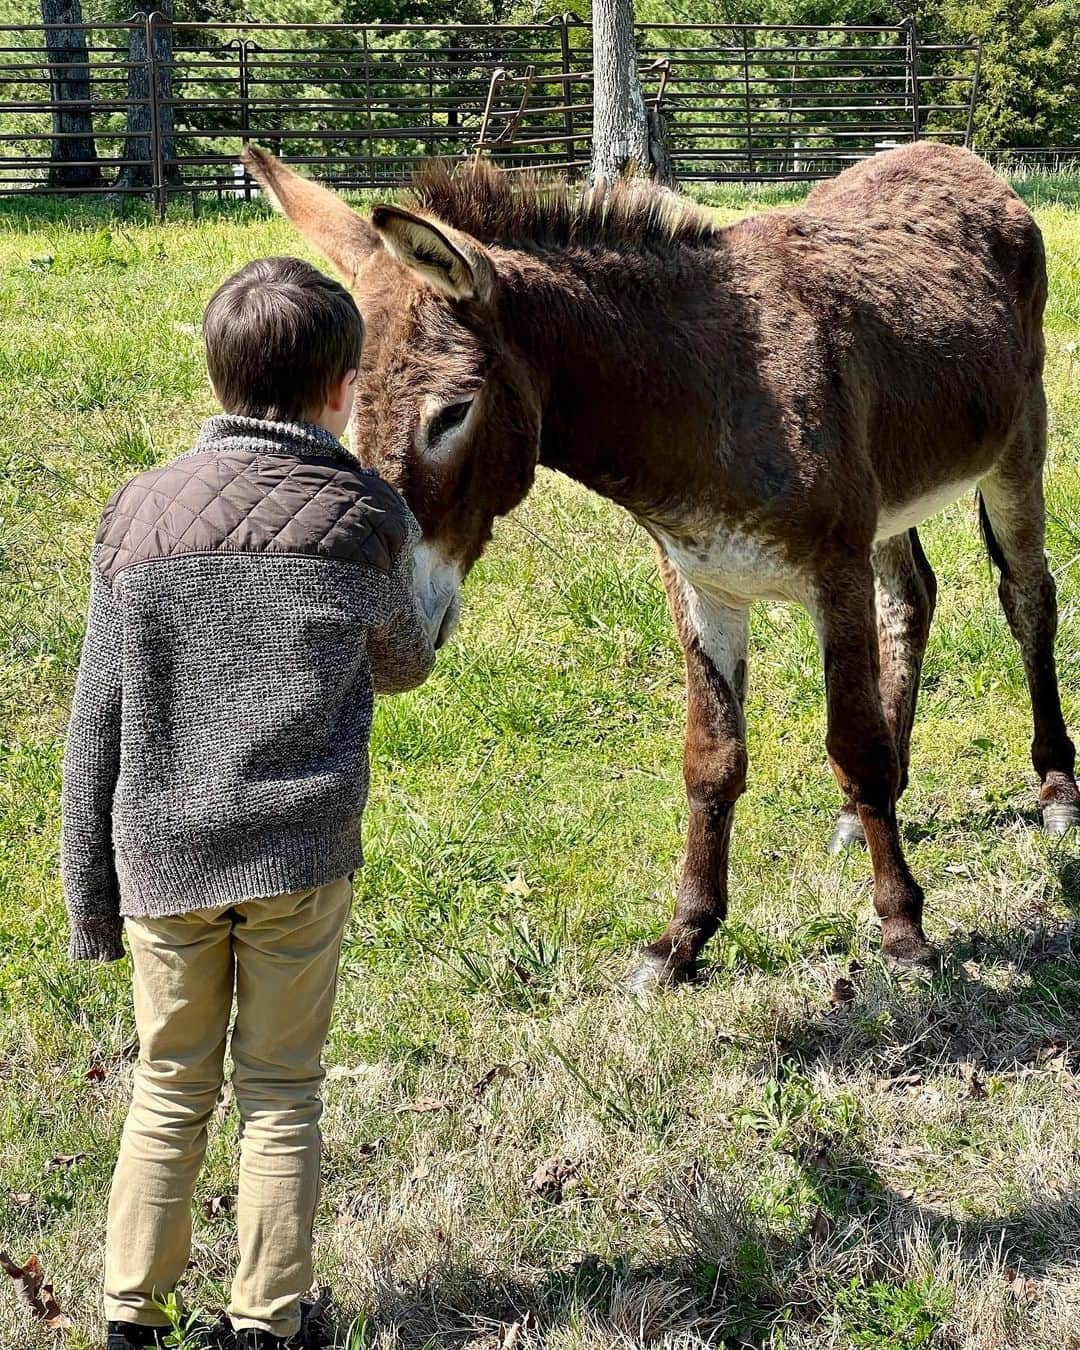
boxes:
[61,414,435,962]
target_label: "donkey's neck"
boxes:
[501,245,726,526]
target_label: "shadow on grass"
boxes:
[318,892,1080,1346]
[319,1170,1080,1349]
[771,919,1080,1082]
[898,798,1045,844]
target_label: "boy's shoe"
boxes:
[106,1323,170,1349]
[234,1332,297,1349]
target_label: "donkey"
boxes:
[242,141,1079,988]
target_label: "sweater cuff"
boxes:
[69,921,125,962]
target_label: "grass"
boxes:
[1,174,1079,1350]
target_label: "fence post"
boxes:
[964,41,982,148]
[361,29,374,187]
[906,18,921,140]
[239,40,253,199]
[740,25,754,174]
[556,14,576,170]
[146,10,166,219]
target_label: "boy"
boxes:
[61,256,436,1350]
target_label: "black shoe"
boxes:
[106,1323,169,1350]
[234,1332,296,1349]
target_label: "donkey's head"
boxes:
[241,148,544,646]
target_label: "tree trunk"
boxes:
[116,4,178,191]
[41,0,101,188]
[590,0,671,185]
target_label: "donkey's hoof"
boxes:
[626,950,692,993]
[881,932,937,971]
[1042,801,1080,834]
[829,811,866,854]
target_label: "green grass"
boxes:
[2,178,1080,1350]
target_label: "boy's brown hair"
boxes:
[203,256,363,423]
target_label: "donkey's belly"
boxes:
[874,473,982,542]
[656,526,807,606]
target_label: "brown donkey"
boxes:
[242,142,1079,988]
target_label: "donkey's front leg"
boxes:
[816,563,934,967]
[630,561,749,990]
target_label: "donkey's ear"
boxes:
[240,145,379,284]
[371,204,493,304]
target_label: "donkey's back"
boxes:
[806,141,1046,339]
[721,142,1046,526]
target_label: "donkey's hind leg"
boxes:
[817,558,934,966]
[830,529,937,851]
[979,433,1080,831]
[630,559,749,990]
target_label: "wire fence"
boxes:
[0,15,997,215]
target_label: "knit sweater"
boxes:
[61,414,436,962]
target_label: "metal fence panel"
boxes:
[0,16,989,212]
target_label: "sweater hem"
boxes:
[115,822,363,919]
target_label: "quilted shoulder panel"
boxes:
[95,452,410,582]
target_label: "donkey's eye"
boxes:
[427,399,472,446]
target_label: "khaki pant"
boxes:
[104,877,352,1340]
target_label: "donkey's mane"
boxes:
[402,159,717,252]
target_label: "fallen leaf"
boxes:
[962,1064,988,1099]
[802,1144,831,1172]
[215,1084,234,1122]
[528,1155,577,1202]
[1031,1039,1076,1073]
[9,1194,34,1207]
[502,870,532,899]
[85,1063,107,1084]
[325,1064,379,1082]
[204,1194,235,1219]
[396,1096,451,1114]
[469,1064,513,1098]
[875,1072,924,1093]
[0,1252,73,1332]
[809,1208,836,1243]
[45,1154,86,1172]
[1005,1268,1041,1304]
[410,1157,431,1183]
[829,977,856,1008]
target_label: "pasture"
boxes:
[1,176,1080,1350]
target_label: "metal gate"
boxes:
[0,16,984,214]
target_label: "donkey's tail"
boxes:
[977,491,1010,579]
